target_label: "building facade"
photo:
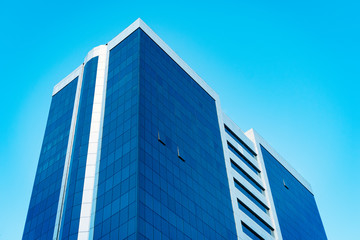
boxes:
[23,19,327,240]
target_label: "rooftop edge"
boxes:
[245,128,313,194]
[53,18,219,101]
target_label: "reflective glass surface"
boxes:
[261,145,327,240]
[23,78,78,240]
[233,179,268,213]
[228,143,260,175]
[237,200,273,235]
[93,30,140,240]
[60,57,99,239]
[241,222,264,240]
[231,159,264,193]
[93,29,237,240]
[225,125,256,157]
[137,30,237,240]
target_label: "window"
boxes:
[228,142,260,175]
[225,125,257,157]
[242,222,264,240]
[231,159,264,193]
[234,178,268,213]
[238,200,274,235]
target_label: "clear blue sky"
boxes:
[1,0,359,239]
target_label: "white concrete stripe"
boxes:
[245,129,313,194]
[54,19,219,102]
[77,45,108,240]
[53,65,83,96]
[214,98,245,240]
[246,129,283,240]
[231,169,267,206]
[222,117,279,239]
[240,214,275,240]
[228,151,263,186]
[53,66,84,240]
[227,136,261,171]
[233,190,273,228]
[222,113,257,153]
[88,42,110,239]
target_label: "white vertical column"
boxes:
[77,45,108,240]
[53,66,84,240]
[214,98,245,240]
[217,112,279,239]
[245,129,284,240]
[88,45,110,240]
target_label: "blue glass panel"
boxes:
[23,79,78,240]
[60,57,99,239]
[238,200,273,235]
[233,179,268,213]
[228,142,260,175]
[231,159,264,193]
[260,145,327,240]
[93,29,140,240]
[137,30,237,240]
[225,125,256,157]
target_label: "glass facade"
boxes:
[92,29,237,240]
[23,20,327,240]
[23,78,78,240]
[60,57,99,239]
[137,30,237,240]
[93,30,140,240]
[260,145,327,240]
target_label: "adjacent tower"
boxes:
[23,19,327,240]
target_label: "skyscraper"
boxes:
[23,19,327,240]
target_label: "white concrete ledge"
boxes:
[54,18,219,101]
[245,129,313,194]
[52,65,82,96]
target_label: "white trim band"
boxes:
[77,45,108,240]
[53,66,84,239]
[245,129,313,194]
